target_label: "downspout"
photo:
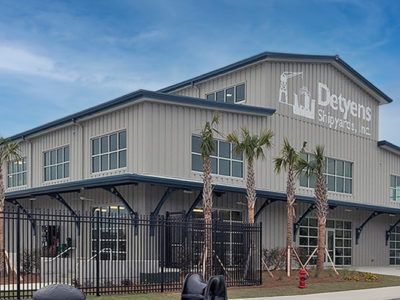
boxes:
[72,119,84,181]
[28,138,33,190]
[191,81,201,98]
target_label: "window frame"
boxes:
[90,130,127,174]
[390,175,400,202]
[298,217,352,266]
[7,157,28,188]
[91,205,127,261]
[235,83,246,103]
[299,154,353,195]
[389,225,400,265]
[191,208,244,267]
[205,82,246,104]
[43,145,70,182]
[191,135,244,179]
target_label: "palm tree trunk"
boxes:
[317,217,326,270]
[246,161,256,224]
[315,173,328,271]
[202,156,213,279]
[286,166,295,276]
[245,161,257,278]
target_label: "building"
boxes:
[3,51,400,269]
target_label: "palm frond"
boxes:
[0,138,21,165]
[295,144,325,178]
[227,127,274,165]
[259,130,274,149]
[199,112,221,158]
[273,157,285,174]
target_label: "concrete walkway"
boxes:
[354,266,400,277]
[236,286,400,300]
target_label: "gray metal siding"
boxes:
[2,58,400,267]
[14,185,394,267]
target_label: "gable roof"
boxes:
[6,90,275,142]
[378,140,400,156]
[159,51,394,104]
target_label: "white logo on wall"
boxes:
[278,71,372,136]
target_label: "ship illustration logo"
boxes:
[278,72,315,120]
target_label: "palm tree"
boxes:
[199,112,220,279]
[227,127,274,223]
[274,137,307,277]
[0,138,20,265]
[297,145,328,271]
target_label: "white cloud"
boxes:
[0,45,78,81]
[102,29,166,45]
[0,43,169,94]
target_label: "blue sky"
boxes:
[0,0,399,143]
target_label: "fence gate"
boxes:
[0,207,262,299]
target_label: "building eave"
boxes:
[5,90,275,142]
[6,173,400,215]
[378,140,400,156]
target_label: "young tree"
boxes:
[0,138,20,261]
[297,145,328,271]
[227,128,274,223]
[199,112,220,279]
[274,137,307,277]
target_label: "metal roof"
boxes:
[6,173,400,215]
[378,140,400,156]
[6,90,275,142]
[158,51,394,104]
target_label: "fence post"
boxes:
[160,216,165,293]
[259,222,262,285]
[96,212,100,297]
[16,207,21,300]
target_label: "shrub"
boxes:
[121,279,133,287]
[344,275,352,280]
[362,272,378,281]
[352,275,360,281]
[22,249,41,274]
[103,280,114,287]
[263,248,284,269]
[262,247,312,270]
[72,278,80,288]
[82,281,93,288]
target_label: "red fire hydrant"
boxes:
[298,268,307,288]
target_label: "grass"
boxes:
[86,272,400,300]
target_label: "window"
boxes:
[206,93,215,101]
[92,131,127,173]
[191,135,243,178]
[389,226,400,265]
[300,154,352,194]
[206,83,246,104]
[44,146,70,181]
[235,84,245,102]
[298,218,352,266]
[191,209,244,267]
[390,175,400,202]
[7,158,27,188]
[92,206,127,260]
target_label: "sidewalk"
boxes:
[235,286,400,300]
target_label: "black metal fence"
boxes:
[0,208,262,298]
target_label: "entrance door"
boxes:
[325,228,335,265]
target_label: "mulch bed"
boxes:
[230,269,381,289]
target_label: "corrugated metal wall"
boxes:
[3,57,400,267]
[13,183,394,267]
